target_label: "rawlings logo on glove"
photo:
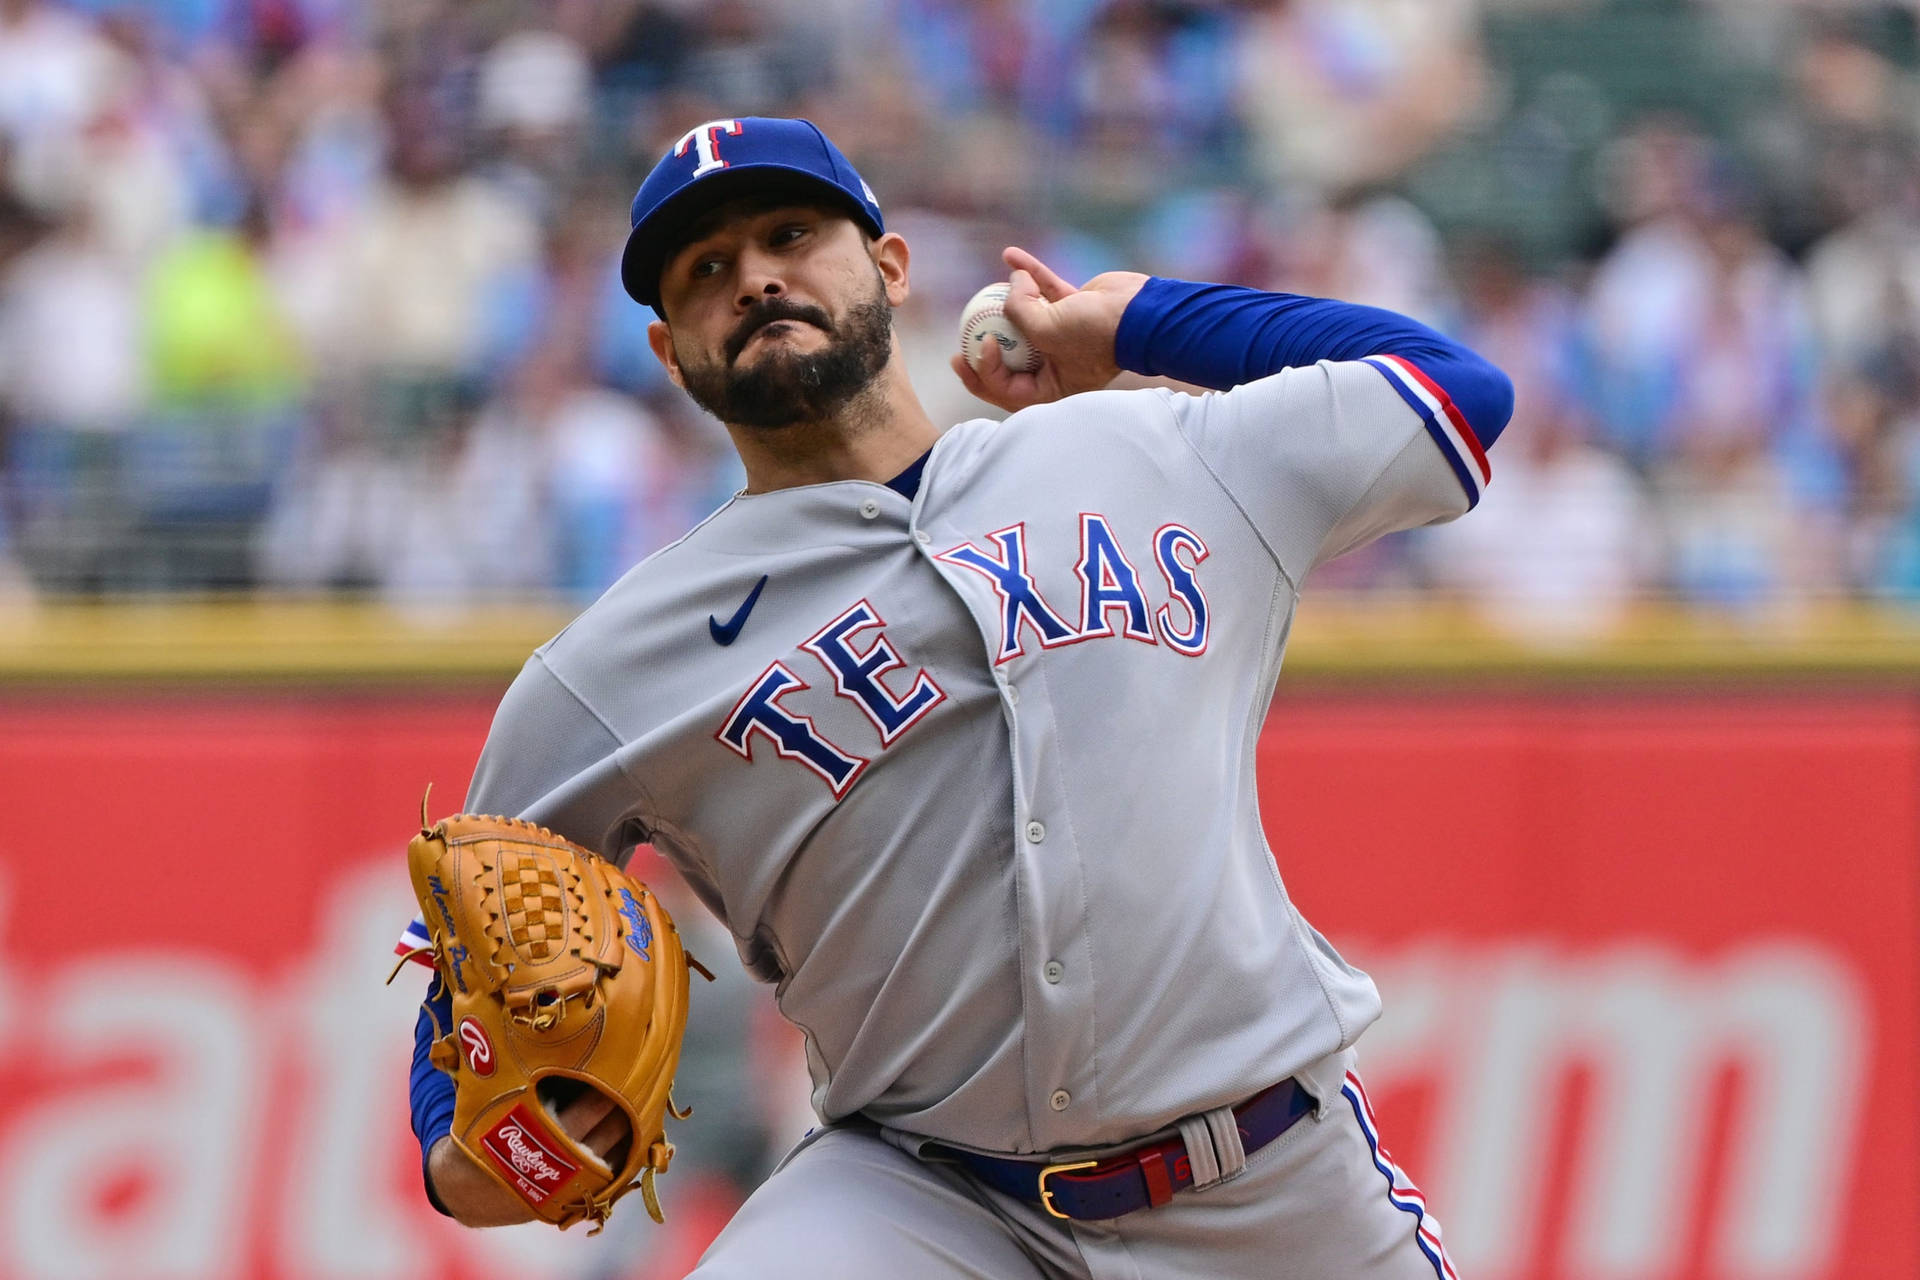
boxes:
[481,1107,580,1200]
[396,804,711,1233]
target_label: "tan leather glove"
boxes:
[403,811,708,1233]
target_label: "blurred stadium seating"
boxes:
[0,0,1916,627]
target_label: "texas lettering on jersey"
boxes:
[716,513,1211,795]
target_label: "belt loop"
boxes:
[1178,1103,1247,1191]
[1175,1113,1236,1189]
[1203,1104,1247,1184]
[1176,1113,1220,1188]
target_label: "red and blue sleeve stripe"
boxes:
[1362,354,1492,508]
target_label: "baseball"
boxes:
[958,282,1043,374]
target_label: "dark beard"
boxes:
[679,289,894,430]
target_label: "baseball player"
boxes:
[401,116,1510,1278]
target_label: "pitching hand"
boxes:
[950,247,1148,413]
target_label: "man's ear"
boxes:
[647,320,686,390]
[873,232,911,307]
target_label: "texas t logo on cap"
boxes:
[674,119,743,177]
[620,116,885,314]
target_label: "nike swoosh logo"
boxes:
[709,575,769,646]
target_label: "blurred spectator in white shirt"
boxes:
[1234,0,1486,199]
[1431,411,1651,642]
[322,86,540,386]
[271,334,688,603]
[475,27,592,226]
[0,195,144,587]
[1279,193,1459,329]
[884,206,1013,433]
[0,7,200,271]
[1804,136,1920,389]
[1424,236,1652,640]
[0,205,142,432]
[255,397,413,593]
[1279,192,1462,593]
[0,0,118,157]
[379,406,552,605]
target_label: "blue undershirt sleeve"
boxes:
[1113,277,1514,448]
[409,973,456,1216]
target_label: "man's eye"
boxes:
[771,225,807,246]
[691,257,725,279]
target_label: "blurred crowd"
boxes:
[0,0,1918,636]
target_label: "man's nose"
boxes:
[734,248,786,311]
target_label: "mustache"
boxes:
[726,299,835,363]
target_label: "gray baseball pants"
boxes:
[688,1052,1456,1280]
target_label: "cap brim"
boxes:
[620,163,881,313]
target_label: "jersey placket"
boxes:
[911,516,1103,1152]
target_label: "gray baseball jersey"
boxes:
[460,358,1468,1158]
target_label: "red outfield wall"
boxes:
[0,691,1911,1280]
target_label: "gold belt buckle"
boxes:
[1036,1159,1099,1220]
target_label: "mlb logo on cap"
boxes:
[620,116,885,314]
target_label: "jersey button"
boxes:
[1025,821,1046,844]
[1043,960,1064,984]
[859,498,880,519]
[913,530,932,545]
[1049,1089,1071,1111]
[1003,685,1020,706]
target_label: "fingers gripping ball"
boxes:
[402,809,713,1233]
[959,283,1043,374]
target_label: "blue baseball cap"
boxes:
[620,116,885,315]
